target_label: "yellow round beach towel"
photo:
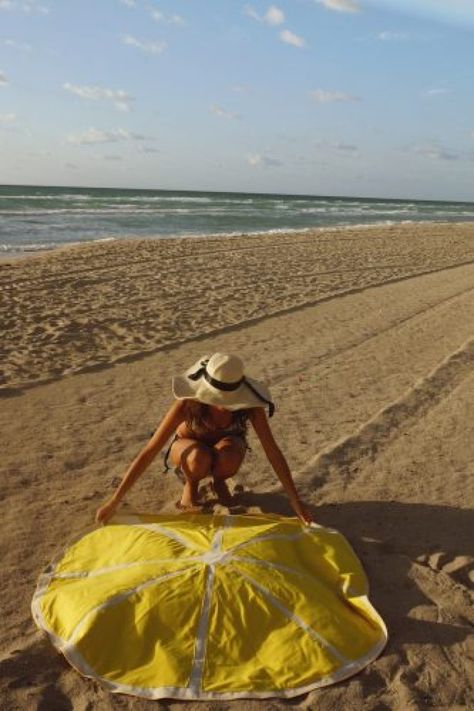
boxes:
[32,513,387,700]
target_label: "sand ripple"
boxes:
[1,223,474,391]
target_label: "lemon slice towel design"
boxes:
[32,513,387,699]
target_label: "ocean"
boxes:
[1,184,474,256]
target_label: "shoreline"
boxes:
[2,218,474,263]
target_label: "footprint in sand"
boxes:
[417,552,474,588]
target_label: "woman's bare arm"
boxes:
[96,400,186,523]
[248,407,312,524]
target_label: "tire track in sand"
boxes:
[293,337,474,485]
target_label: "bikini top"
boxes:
[175,412,247,443]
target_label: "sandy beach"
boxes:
[1,222,473,709]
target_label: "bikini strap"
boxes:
[162,434,178,473]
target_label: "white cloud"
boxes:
[378,31,408,41]
[211,105,241,120]
[245,4,284,26]
[414,144,459,161]
[279,29,306,47]
[244,4,261,22]
[151,10,184,24]
[63,82,133,112]
[265,6,285,26]
[121,35,167,55]
[248,153,261,166]
[104,154,123,161]
[309,89,360,103]
[232,84,251,94]
[0,112,16,122]
[423,88,448,97]
[22,1,49,13]
[0,0,50,12]
[318,0,360,12]
[120,0,136,6]
[245,5,303,47]
[0,70,9,86]
[247,153,283,167]
[333,142,358,152]
[4,38,32,51]
[67,127,147,145]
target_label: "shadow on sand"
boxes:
[240,492,473,647]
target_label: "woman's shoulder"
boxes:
[163,398,189,423]
[247,407,266,424]
[172,398,202,411]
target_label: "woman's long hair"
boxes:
[185,400,249,436]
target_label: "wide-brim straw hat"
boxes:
[172,353,275,416]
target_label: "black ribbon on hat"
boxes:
[188,359,275,417]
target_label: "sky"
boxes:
[1,0,474,200]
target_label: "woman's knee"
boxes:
[213,437,246,479]
[181,444,213,480]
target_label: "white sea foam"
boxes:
[1,186,473,253]
[1,219,465,257]
[1,242,62,252]
[0,194,92,201]
[0,235,116,254]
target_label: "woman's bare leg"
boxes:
[169,438,213,507]
[212,436,246,504]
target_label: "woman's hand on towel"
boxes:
[291,496,313,526]
[95,497,119,525]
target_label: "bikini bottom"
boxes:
[162,433,248,476]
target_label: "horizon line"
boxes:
[1,183,473,206]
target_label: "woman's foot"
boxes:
[175,500,202,513]
[212,478,234,506]
[178,479,201,509]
